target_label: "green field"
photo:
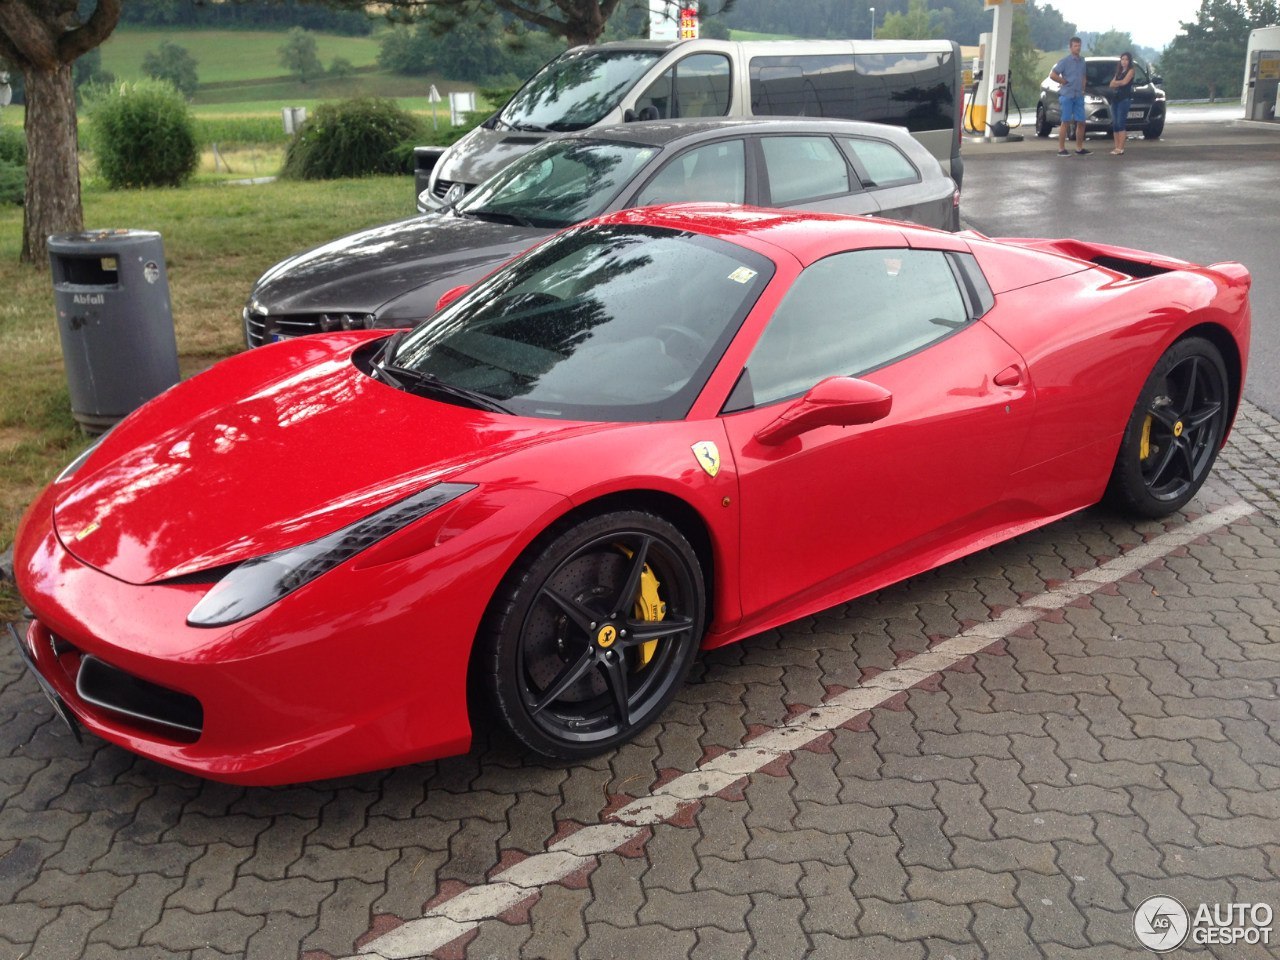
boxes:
[99,27,385,86]
[728,29,801,41]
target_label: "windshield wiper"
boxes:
[511,120,550,132]
[372,331,407,370]
[463,208,538,228]
[380,364,513,414]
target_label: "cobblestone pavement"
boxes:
[2,399,1277,960]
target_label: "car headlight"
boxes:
[187,482,475,627]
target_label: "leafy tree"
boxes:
[432,18,511,80]
[700,14,730,39]
[142,40,198,98]
[1009,7,1042,105]
[1159,0,1272,100]
[0,0,122,263]
[74,46,114,92]
[876,0,941,40]
[378,23,434,74]
[120,0,373,35]
[279,27,323,84]
[1089,29,1135,56]
[1025,0,1077,52]
[329,56,355,78]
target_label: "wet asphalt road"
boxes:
[959,118,1280,419]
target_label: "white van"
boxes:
[422,38,964,211]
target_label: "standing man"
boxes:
[1050,36,1090,156]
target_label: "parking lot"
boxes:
[3,120,1280,960]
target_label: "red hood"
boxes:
[53,334,592,584]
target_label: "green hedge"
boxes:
[86,80,200,188]
[0,127,26,205]
[282,97,423,179]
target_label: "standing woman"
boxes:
[1109,52,1136,155]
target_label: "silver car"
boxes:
[245,118,959,347]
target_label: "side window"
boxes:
[635,139,745,205]
[743,249,969,407]
[760,136,851,205]
[750,53,957,132]
[636,54,731,119]
[841,138,920,187]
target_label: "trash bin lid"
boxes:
[48,229,163,253]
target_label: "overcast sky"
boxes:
[1045,0,1202,51]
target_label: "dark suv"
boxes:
[1036,56,1166,140]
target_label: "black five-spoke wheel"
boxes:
[1106,337,1230,518]
[483,510,705,759]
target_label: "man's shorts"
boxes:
[1059,94,1086,123]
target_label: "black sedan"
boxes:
[1036,56,1167,140]
[243,118,959,346]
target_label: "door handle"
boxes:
[993,364,1022,387]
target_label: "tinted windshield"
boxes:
[389,225,774,421]
[500,49,664,131]
[458,140,658,229]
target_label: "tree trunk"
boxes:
[21,63,82,264]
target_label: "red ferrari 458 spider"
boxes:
[12,205,1250,785]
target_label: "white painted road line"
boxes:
[347,500,1256,959]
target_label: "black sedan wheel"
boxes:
[483,510,705,759]
[1106,337,1229,518]
[1144,111,1165,139]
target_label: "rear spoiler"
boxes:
[965,234,1251,288]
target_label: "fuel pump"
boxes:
[966,0,1024,143]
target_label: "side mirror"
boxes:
[435,284,470,312]
[1151,75,1164,86]
[754,376,892,446]
[623,107,637,123]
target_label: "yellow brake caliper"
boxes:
[616,545,666,667]
[1140,414,1154,461]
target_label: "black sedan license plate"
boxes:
[8,622,82,741]
[1128,108,1145,119]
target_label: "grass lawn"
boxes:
[100,27,384,85]
[0,175,412,618]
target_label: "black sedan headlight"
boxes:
[187,482,474,627]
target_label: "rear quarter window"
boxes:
[840,137,920,187]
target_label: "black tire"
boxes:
[482,510,705,760]
[1036,105,1052,137]
[1144,112,1165,139]
[1105,337,1229,518]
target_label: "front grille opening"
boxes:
[76,656,203,743]
[244,310,375,345]
[1090,255,1172,279]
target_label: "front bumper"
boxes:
[1048,100,1163,132]
[12,481,568,784]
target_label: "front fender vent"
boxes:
[76,656,204,742]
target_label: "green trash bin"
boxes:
[49,229,181,434]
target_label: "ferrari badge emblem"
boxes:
[1173,420,1184,437]
[596,625,618,648]
[692,441,721,478]
[74,520,101,541]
